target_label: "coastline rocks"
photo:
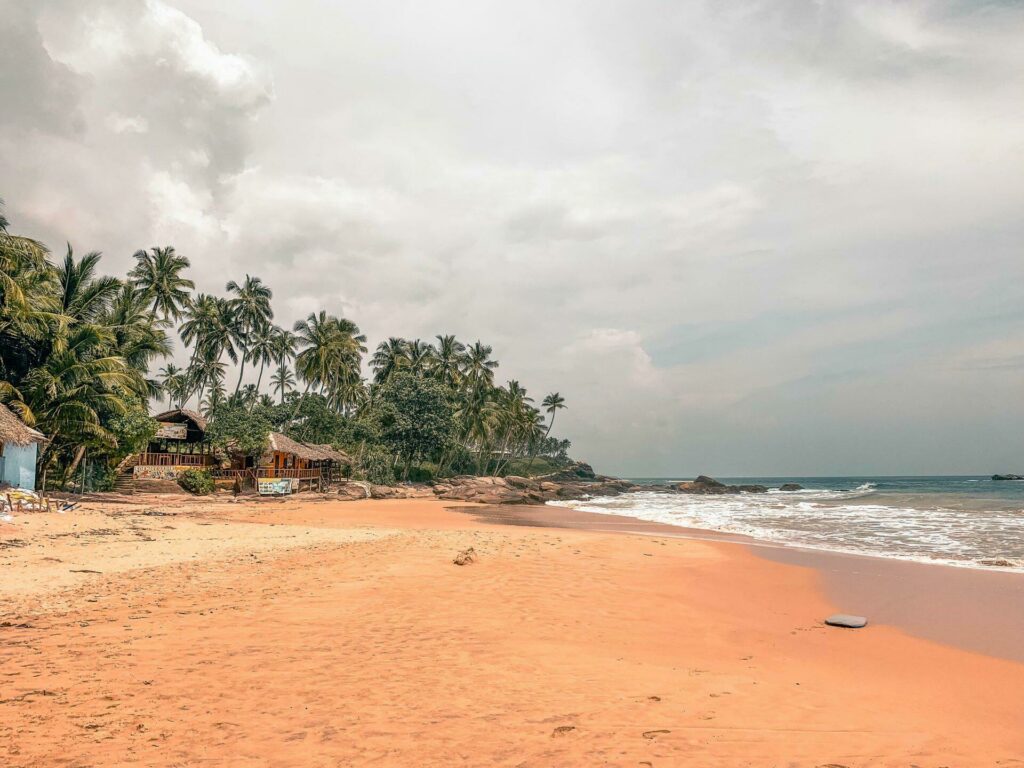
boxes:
[992,474,1024,481]
[676,476,768,495]
[778,483,804,491]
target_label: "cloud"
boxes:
[2,0,1023,474]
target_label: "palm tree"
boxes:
[247,323,279,397]
[200,382,226,418]
[21,323,141,486]
[433,334,466,389]
[464,341,499,393]
[525,392,566,471]
[159,364,189,408]
[371,337,410,384]
[407,339,437,377]
[187,355,226,406]
[225,275,273,394]
[270,363,295,404]
[56,245,121,325]
[541,392,566,437]
[128,246,194,322]
[102,284,172,398]
[293,312,367,413]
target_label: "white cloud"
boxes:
[3,0,1024,475]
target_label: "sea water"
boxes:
[548,476,1024,570]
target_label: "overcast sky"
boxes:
[2,0,1023,476]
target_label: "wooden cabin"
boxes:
[134,409,215,479]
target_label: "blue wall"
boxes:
[1,442,38,490]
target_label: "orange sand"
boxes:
[2,496,1023,766]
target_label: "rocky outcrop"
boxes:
[778,483,804,491]
[675,475,768,494]
[992,474,1024,481]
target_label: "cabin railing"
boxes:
[254,467,323,480]
[136,452,215,467]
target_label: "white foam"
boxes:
[549,488,1024,572]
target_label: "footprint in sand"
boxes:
[642,730,670,740]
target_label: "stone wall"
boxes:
[133,465,193,481]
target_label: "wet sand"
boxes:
[468,502,1024,663]
[2,495,1023,766]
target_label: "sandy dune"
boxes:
[2,497,1023,766]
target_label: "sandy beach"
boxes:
[2,496,1023,767]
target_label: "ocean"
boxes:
[548,476,1024,571]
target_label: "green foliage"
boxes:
[1,195,576,488]
[357,445,396,485]
[367,372,456,478]
[108,402,159,456]
[178,468,215,495]
[407,465,434,483]
[206,404,271,458]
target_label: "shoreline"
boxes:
[462,501,1024,664]
[2,495,1023,764]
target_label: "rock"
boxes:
[992,474,1024,481]
[504,475,538,490]
[979,558,1016,568]
[676,476,768,495]
[732,484,768,493]
[778,483,803,491]
[824,614,867,629]
[453,547,476,566]
[551,726,575,737]
[694,475,724,487]
[337,483,369,500]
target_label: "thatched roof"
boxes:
[0,403,46,446]
[152,408,208,432]
[268,432,333,461]
[308,444,353,464]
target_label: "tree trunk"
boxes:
[234,357,247,395]
[526,415,556,473]
[65,444,87,491]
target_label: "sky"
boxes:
[2,0,1023,477]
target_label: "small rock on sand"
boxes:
[453,547,476,566]
[825,614,867,629]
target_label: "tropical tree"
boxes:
[433,334,466,389]
[527,392,567,470]
[370,337,410,384]
[293,311,366,414]
[270,363,295,404]
[225,275,273,393]
[159,364,189,409]
[56,245,120,325]
[464,341,499,393]
[128,246,194,322]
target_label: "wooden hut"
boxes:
[0,403,46,490]
[133,409,214,480]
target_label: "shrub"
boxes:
[407,465,434,483]
[358,446,396,486]
[178,468,215,496]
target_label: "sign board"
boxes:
[258,478,293,496]
[155,422,188,440]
